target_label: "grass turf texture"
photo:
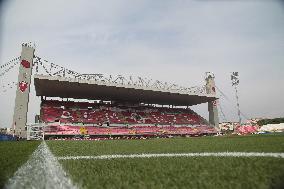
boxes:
[47,134,284,189]
[0,141,40,188]
[60,157,284,189]
[48,134,284,156]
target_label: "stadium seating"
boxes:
[235,125,258,134]
[41,100,204,126]
[41,100,217,136]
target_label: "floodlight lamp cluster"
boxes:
[231,72,239,86]
[22,42,36,48]
[205,72,215,82]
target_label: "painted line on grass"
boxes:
[57,152,284,160]
[5,141,78,189]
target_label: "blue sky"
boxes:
[0,0,284,127]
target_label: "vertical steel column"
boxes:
[231,72,241,125]
[234,85,241,124]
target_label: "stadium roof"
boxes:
[34,74,217,106]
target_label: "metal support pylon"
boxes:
[12,43,35,138]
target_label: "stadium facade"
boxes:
[12,44,219,139]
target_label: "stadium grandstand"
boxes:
[9,43,219,140]
[39,99,217,138]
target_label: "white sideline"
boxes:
[5,141,77,189]
[57,152,284,160]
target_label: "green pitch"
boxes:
[59,157,284,189]
[48,134,284,156]
[48,134,284,189]
[0,141,40,188]
[1,135,283,189]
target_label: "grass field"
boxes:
[47,134,284,189]
[0,141,40,188]
[0,135,283,189]
[48,134,284,156]
[59,157,284,189]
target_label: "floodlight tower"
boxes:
[231,72,241,124]
[12,43,35,138]
[205,72,219,128]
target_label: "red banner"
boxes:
[21,60,30,68]
[19,81,28,92]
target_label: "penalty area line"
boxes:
[57,152,284,160]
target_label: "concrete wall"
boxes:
[205,74,219,128]
[12,44,35,138]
